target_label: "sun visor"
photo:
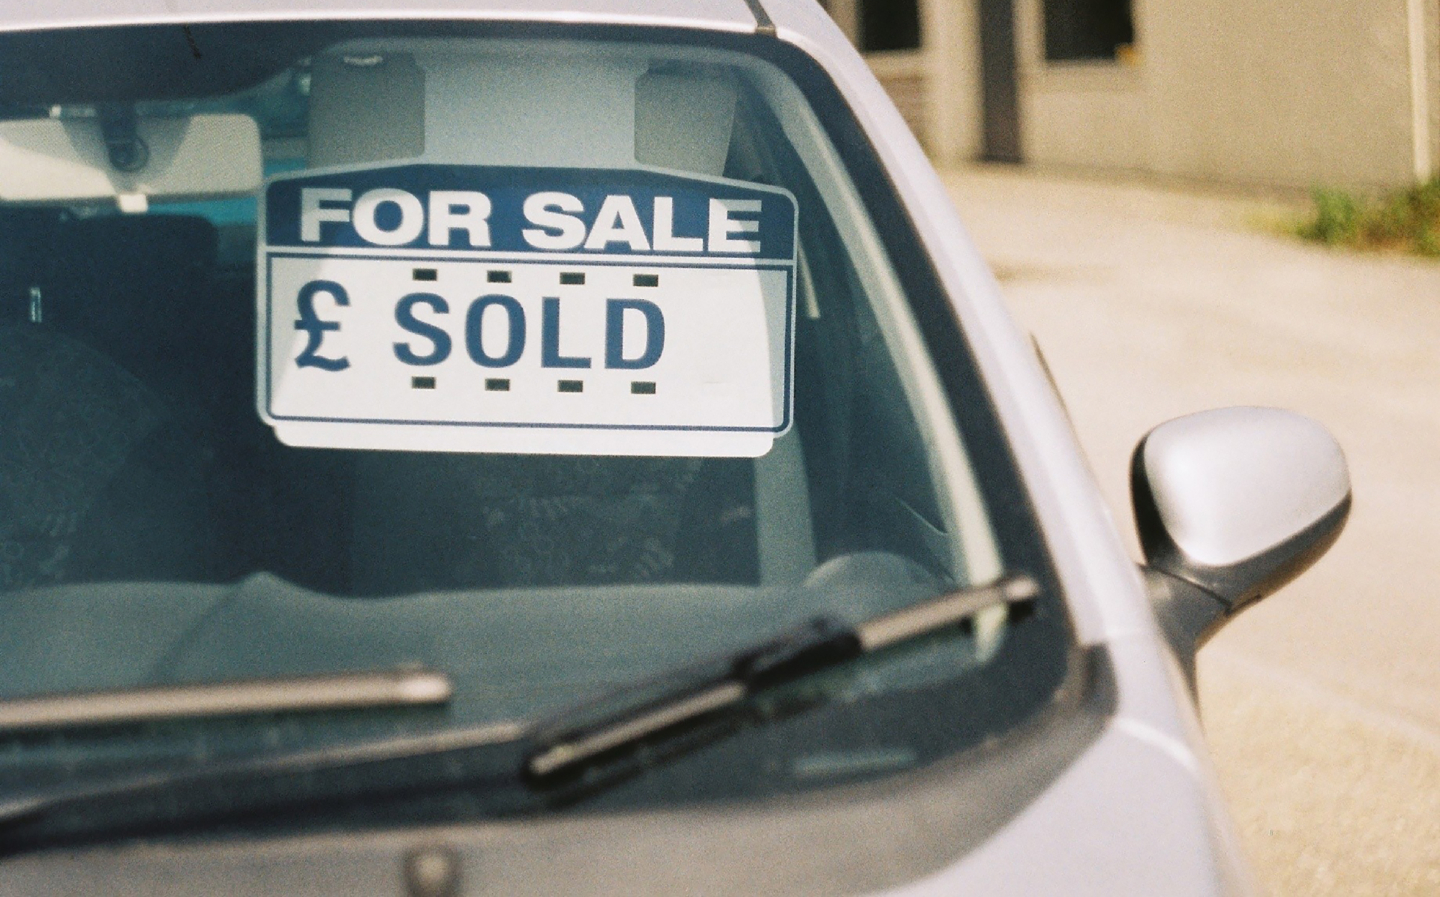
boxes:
[635,71,737,176]
[306,53,425,168]
[306,44,737,176]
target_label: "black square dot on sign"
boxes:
[487,270,511,283]
[633,274,659,288]
[485,378,510,392]
[559,272,585,285]
[413,268,438,281]
[631,381,657,395]
[411,376,437,389]
[557,380,584,393]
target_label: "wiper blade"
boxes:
[0,718,527,829]
[0,667,453,734]
[0,576,1036,846]
[525,574,1038,779]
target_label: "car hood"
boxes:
[0,721,1249,897]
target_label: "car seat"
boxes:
[0,212,222,590]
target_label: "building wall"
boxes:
[919,0,983,165]
[1141,0,1419,190]
[1012,0,1148,174]
[903,0,1437,190]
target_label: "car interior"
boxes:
[0,39,978,709]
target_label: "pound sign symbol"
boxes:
[294,280,351,371]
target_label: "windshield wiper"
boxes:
[524,574,1038,780]
[0,575,1037,847]
[0,667,453,734]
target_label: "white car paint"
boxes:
[0,1,1257,893]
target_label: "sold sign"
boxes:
[258,164,797,458]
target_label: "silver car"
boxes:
[0,2,1348,894]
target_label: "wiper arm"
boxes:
[0,668,453,734]
[526,574,1038,779]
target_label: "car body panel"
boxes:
[0,0,1256,892]
[0,715,1249,896]
[0,0,756,34]
[883,723,1251,897]
[754,8,1255,892]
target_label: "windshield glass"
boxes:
[0,21,1070,827]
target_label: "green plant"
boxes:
[1299,187,1360,245]
[1296,176,1440,256]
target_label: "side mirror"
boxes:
[1132,407,1350,677]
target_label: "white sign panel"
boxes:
[258,165,797,457]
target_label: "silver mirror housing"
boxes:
[1132,407,1350,651]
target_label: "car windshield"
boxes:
[0,21,1070,832]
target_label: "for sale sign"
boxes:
[257,164,797,457]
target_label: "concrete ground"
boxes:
[941,166,1440,896]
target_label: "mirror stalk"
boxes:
[97,103,148,173]
[1141,567,1229,690]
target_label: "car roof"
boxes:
[0,0,789,36]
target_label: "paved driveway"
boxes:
[943,166,1440,896]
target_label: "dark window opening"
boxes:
[859,0,921,53]
[1043,0,1133,61]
